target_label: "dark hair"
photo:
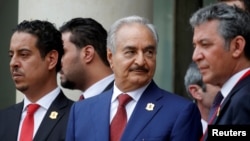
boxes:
[14,20,63,72]
[218,0,250,12]
[59,17,109,66]
[190,3,250,60]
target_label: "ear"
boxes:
[188,84,202,100]
[46,50,58,70]
[107,48,113,69]
[81,45,95,64]
[230,35,245,58]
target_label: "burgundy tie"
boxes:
[208,91,223,122]
[79,95,84,101]
[110,94,132,141]
[200,91,223,141]
[20,104,40,141]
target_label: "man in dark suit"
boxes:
[190,3,250,140]
[0,20,73,141]
[59,18,114,100]
[184,62,220,133]
[66,15,202,141]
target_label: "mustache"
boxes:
[11,68,24,76]
[129,66,148,72]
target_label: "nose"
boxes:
[135,52,145,66]
[9,55,19,68]
[192,47,203,62]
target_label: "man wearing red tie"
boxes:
[0,20,73,141]
[66,15,202,141]
[190,3,250,140]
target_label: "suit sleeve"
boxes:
[171,102,203,141]
[66,103,76,141]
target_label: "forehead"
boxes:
[10,32,38,50]
[115,23,156,47]
[193,20,221,41]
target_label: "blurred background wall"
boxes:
[0,0,216,109]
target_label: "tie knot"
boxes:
[79,95,85,101]
[118,94,132,107]
[27,104,40,115]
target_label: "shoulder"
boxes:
[0,102,23,117]
[148,81,193,105]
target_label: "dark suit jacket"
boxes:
[66,81,203,141]
[0,90,73,141]
[203,75,250,141]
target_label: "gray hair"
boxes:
[184,62,206,99]
[107,15,159,53]
[189,2,250,59]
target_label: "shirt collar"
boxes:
[221,68,250,98]
[111,81,151,102]
[82,74,114,99]
[23,87,60,111]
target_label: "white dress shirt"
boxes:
[81,74,114,99]
[220,68,250,103]
[17,87,60,140]
[201,118,207,133]
[110,81,150,123]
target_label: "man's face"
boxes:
[60,32,84,89]
[9,32,49,93]
[192,20,234,86]
[108,23,157,92]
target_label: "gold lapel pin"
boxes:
[217,107,221,117]
[145,103,155,111]
[49,111,58,119]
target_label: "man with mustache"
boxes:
[66,15,202,141]
[0,20,73,141]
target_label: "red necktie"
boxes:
[79,95,84,101]
[110,94,132,141]
[20,104,40,141]
[200,91,223,141]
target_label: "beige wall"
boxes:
[16,0,153,102]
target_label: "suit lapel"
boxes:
[213,75,250,124]
[33,91,71,140]
[121,81,164,141]
[91,89,113,141]
[6,102,24,140]
[103,80,114,92]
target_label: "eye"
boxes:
[124,49,136,58]
[144,48,155,57]
[125,50,135,54]
[19,50,30,58]
[193,43,196,49]
[21,52,29,57]
[8,53,13,58]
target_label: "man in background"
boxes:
[0,20,73,141]
[184,62,220,133]
[59,17,114,100]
